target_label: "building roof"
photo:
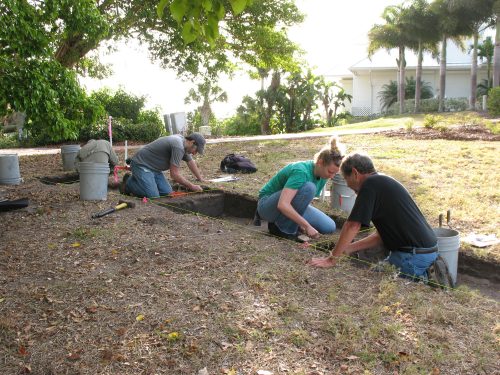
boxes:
[349,41,485,72]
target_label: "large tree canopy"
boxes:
[39,0,303,77]
[0,0,303,143]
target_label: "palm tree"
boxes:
[449,0,495,109]
[477,36,494,89]
[318,78,353,126]
[368,4,414,115]
[184,79,227,129]
[403,0,440,113]
[477,78,491,97]
[430,0,475,112]
[378,76,433,112]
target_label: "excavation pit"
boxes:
[39,172,80,185]
[156,190,259,225]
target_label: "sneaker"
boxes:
[119,173,130,195]
[253,210,261,226]
[427,255,455,289]
[268,222,302,242]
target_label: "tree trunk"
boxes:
[54,35,98,68]
[438,36,447,112]
[470,31,478,110]
[287,90,294,133]
[493,13,500,87]
[261,72,280,135]
[200,99,211,128]
[398,46,406,115]
[322,92,332,126]
[415,42,423,113]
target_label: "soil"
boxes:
[1,132,499,374]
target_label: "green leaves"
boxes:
[157,0,250,45]
[202,0,213,12]
[169,0,187,24]
[157,0,170,18]
[182,21,197,44]
[230,0,249,15]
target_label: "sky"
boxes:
[79,0,402,118]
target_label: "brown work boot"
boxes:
[119,173,130,195]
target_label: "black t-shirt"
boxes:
[348,173,437,250]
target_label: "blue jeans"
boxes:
[125,160,173,198]
[257,182,336,235]
[388,250,438,280]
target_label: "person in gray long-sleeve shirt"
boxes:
[75,139,119,172]
[122,133,206,198]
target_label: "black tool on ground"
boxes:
[91,199,136,219]
[0,198,29,212]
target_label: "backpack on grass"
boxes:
[220,154,257,174]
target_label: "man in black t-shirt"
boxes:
[310,152,438,280]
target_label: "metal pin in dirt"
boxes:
[439,213,443,228]
[447,209,451,226]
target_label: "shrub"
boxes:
[105,117,165,143]
[79,107,165,143]
[210,118,225,137]
[487,87,500,117]
[418,98,439,113]
[222,115,261,136]
[435,124,449,132]
[386,97,468,114]
[137,108,164,130]
[423,114,443,129]
[446,98,468,112]
[485,120,500,134]
[91,88,146,123]
[405,119,414,132]
[0,133,20,148]
[127,120,166,142]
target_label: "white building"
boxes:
[337,41,489,116]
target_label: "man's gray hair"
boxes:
[340,152,376,177]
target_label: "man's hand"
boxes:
[308,255,337,268]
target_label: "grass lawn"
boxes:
[306,114,426,133]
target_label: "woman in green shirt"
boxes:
[257,136,344,241]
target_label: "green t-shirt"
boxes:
[259,160,327,198]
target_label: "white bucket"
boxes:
[78,162,109,201]
[330,174,357,214]
[433,227,460,284]
[0,154,22,185]
[61,144,81,171]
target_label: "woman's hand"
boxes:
[308,255,337,268]
[304,225,319,239]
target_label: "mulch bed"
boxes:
[383,124,500,141]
